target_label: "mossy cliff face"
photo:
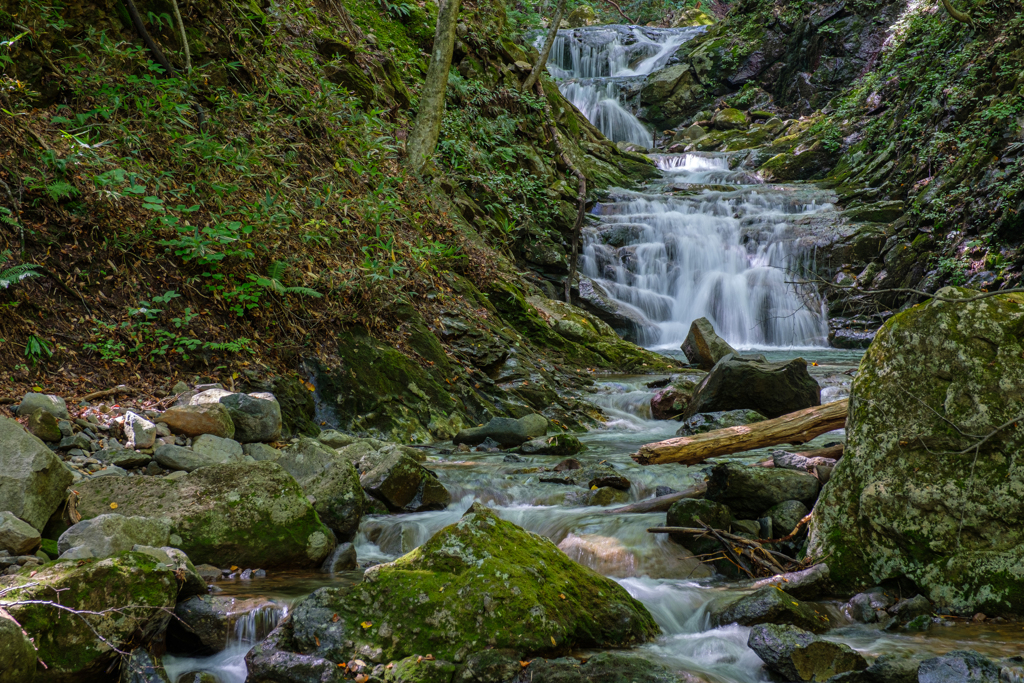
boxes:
[807,288,1024,613]
[71,462,334,569]
[259,504,658,665]
[4,552,177,682]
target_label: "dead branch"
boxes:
[602,481,707,514]
[81,385,131,402]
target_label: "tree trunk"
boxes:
[522,0,567,93]
[406,0,463,174]
[601,482,706,514]
[632,398,848,465]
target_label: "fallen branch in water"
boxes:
[648,524,799,570]
[633,399,848,465]
[602,482,707,514]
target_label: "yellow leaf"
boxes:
[559,593,566,600]
[520,661,530,668]
[791,602,799,606]
[231,565,239,571]
[33,386,43,392]
[550,636,556,646]
[353,659,366,667]
[590,485,598,490]
[109,503,118,509]
[361,621,373,629]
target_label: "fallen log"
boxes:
[633,398,848,466]
[601,482,707,514]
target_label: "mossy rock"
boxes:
[5,552,178,681]
[758,141,835,181]
[807,288,1024,613]
[711,107,747,130]
[72,462,334,569]
[268,504,658,664]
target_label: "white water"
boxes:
[583,153,832,349]
[539,26,706,146]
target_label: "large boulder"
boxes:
[248,505,658,667]
[71,462,335,568]
[119,648,171,683]
[675,409,766,436]
[153,443,241,472]
[0,511,41,555]
[190,389,282,443]
[747,624,867,681]
[0,416,74,531]
[918,650,1001,683]
[453,414,548,448]
[713,587,833,633]
[711,108,748,131]
[650,380,697,420]
[707,463,819,518]
[681,317,737,370]
[807,289,1024,613]
[519,434,584,456]
[16,392,69,419]
[4,552,178,682]
[27,408,62,442]
[171,594,286,653]
[276,438,368,539]
[360,453,451,512]
[57,514,171,560]
[156,403,235,439]
[684,355,821,419]
[0,608,36,683]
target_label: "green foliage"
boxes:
[24,335,52,365]
[0,250,41,290]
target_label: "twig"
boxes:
[604,0,638,24]
[169,0,191,74]
[81,384,131,402]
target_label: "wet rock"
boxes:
[453,649,521,683]
[806,288,1024,613]
[27,407,62,442]
[558,531,711,580]
[453,414,548,448]
[276,438,367,539]
[16,392,69,419]
[540,463,630,490]
[72,462,335,568]
[681,317,737,370]
[713,586,833,633]
[194,563,221,582]
[258,504,657,665]
[1,607,40,682]
[119,648,172,683]
[190,389,282,443]
[651,380,698,420]
[676,409,767,436]
[0,416,74,531]
[711,108,748,131]
[553,457,582,471]
[320,542,357,573]
[842,200,905,223]
[888,594,932,625]
[918,650,1001,683]
[843,588,894,624]
[124,411,158,450]
[666,498,732,552]
[57,513,171,559]
[685,355,820,419]
[773,450,837,472]
[156,403,235,439]
[707,463,820,518]
[4,552,178,681]
[509,651,681,683]
[172,594,285,653]
[360,452,450,512]
[0,511,41,555]
[766,500,810,537]
[246,623,343,683]
[588,486,630,506]
[747,623,867,681]
[758,141,836,181]
[574,276,660,343]
[749,564,831,600]
[519,434,584,455]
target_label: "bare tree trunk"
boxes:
[533,81,586,303]
[522,0,566,92]
[406,0,463,174]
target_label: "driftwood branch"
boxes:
[602,481,706,514]
[633,399,848,465]
[81,385,131,402]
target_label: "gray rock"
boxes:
[509,651,681,683]
[156,403,235,439]
[0,511,41,555]
[192,433,243,459]
[58,419,75,437]
[707,462,820,518]
[859,654,920,683]
[98,448,152,468]
[320,542,357,572]
[519,434,583,456]
[124,411,157,450]
[666,498,732,553]
[59,433,92,451]
[58,514,172,559]
[0,416,74,531]
[16,392,69,419]
[277,438,368,539]
[317,430,356,448]
[918,650,1000,683]
[0,608,38,683]
[190,389,282,443]
[538,463,631,490]
[681,316,737,370]
[153,444,236,472]
[749,564,831,600]
[773,450,838,472]
[685,355,821,419]
[766,499,810,537]
[676,409,767,436]
[131,545,207,598]
[888,594,932,625]
[90,465,128,478]
[243,442,282,462]
[119,647,172,683]
[173,594,286,653]
[453,414,548,448]
[747,623,867,681]
[361,452,451,512]
[27,408,63,442]
[713,587,833,633]
[844,588,894,623]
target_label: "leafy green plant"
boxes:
[0,250,41,290]
[24,335,52,365]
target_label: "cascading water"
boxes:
[539,26,706,146]
[582,153,832,349]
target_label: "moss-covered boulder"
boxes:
[712,587,833,633]
[708,462,820,519]
[0,608,36,683]
[807,289,1024,613]
[0,416,74,532]
[758,141,835,181]
[4,552,178,682]
[711,108,747,131]
[251,504,658,666]
[747,624,867,681]
[71,463,335,569]
[651,380,698,421]
[276,437,368,539]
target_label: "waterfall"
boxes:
[228,603,288,648]
[581,153,831,349]
[538,25,706,146]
